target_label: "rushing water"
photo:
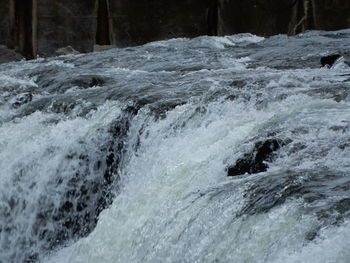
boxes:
[0,30,350,263]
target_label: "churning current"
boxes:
[1,30,350,263]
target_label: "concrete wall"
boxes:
[1,0,350,58]
[218,0,297,36]
[108,0,215,46]
[36,0,96,56]
[313,0,350,31]
[0,0,12,47]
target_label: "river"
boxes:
[0,30,350,263]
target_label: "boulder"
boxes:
[320,54,341,68]
[0,47,24,64]
[227,139,289,176]
[11,93,33,108]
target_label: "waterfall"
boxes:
[0,30,350,262]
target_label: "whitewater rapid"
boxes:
[0,30,350,263]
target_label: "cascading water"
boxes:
[0,30,350,263]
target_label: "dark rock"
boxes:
[239,171,304,215]
[0,47,24,64]
[71,76,106,88]
[149,100,186,120]
[11,93,33,108]
[305,230,318,241]
[227,139,288,176]
[55,46,80,56]
[288,142,307,154]
[334,198,350,215]
[89,77,105,87]
[321,54,341,68]
[237,169,350,244]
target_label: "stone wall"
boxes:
[0,0,350,58]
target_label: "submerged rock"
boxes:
[70,76,107,88]
[320,54,341,68]
[227,139,289,176]
[11,93,33,108]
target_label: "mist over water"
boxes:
[1,30,350,263]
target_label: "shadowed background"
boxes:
[0,0,350,58]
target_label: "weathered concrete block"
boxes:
[2,0,350,57]
[36,0,96,56]
[108,0,215,46]
[218,0,350,37]
[218,0,297,36]
[313,0,350,30]
[0,0,12,47]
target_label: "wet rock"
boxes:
[288,142,307,154]
[0,47,24,64]
[305,230,319,241]
[55,46,80,56]
[93,44,116,52]
[11,93,33,108]
[238,169,350,246]
[227,139,289,176]
[321,54,341,68]
[334,198,350,215]
[229,80,247,89]
[108,0,214,47]
[71,76,106,88]
[239,171,304,215]
[149,100,186,120]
